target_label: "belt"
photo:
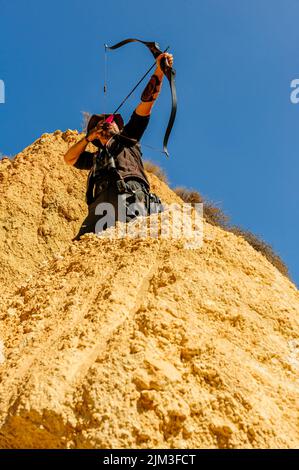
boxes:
[95,178,149,197]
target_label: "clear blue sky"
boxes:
[1,0,298,285]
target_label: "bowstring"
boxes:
[142,143,166,154]
[109,131,166,157]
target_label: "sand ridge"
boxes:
[0,130,298,448]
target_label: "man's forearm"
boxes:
[135,68,164,116]
[64,136,88,165]
[141,68,163,102]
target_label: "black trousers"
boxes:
[73,179,152,241]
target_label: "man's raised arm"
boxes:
[135,52,174,117]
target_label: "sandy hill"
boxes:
[0,130,298,449]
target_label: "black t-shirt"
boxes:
[74,111,150,171]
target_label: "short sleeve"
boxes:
[121,111,150,142]
[73,151,94,170]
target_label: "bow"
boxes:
[105,38,177,158]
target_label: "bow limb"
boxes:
[163,67,177,158]
[106,38,162,59]
[106,38,177,157]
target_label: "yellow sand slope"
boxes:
[0,131,298,448]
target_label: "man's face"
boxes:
[96,119,120,143]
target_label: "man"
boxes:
[64,52,173,240]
